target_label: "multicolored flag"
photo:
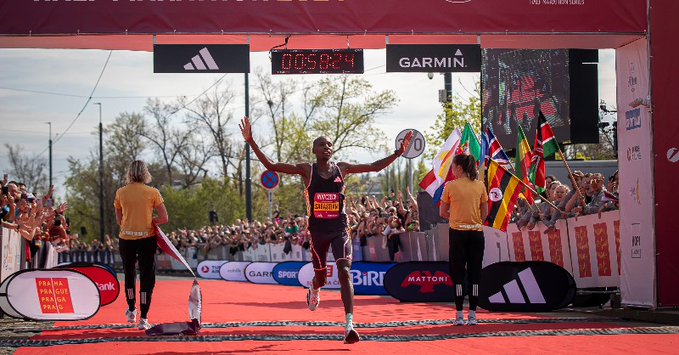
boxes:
[460,122,482,162]
[515,125,534,203]
[485,160,524,232]
[419,129,462,203]
[530,111,560,193]
[481,126,512,169]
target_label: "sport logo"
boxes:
[184,47,219,71]
[487,267,546,304]
[489,187,503,202]
[401,271,452,293]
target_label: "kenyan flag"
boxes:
[531,111,560,193]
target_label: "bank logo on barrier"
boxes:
[350,262,395,296]
[479,261,576,312]
[56,263,120,307]
[384,262,454,302]
[219,262,251,282]
[244,262,277,284]
[272,261,306,287]
[197,260,226,279]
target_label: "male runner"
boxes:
[240,117,412,344]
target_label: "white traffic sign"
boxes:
[395,129,426,159]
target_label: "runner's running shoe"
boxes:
[138,318,152,330]
[126,309,137,324]
[467,314,478,326]
[344,325,360,344]
[306,287,320,311]
[453,315,466,326]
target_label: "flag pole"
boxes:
[556,147,587,206]
[508,166,564,213]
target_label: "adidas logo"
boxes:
[184,47,219,71]
[334,177,342,183]
[488,267,546,304]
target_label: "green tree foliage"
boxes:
[424,81,482,160]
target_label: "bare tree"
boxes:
[143,98,191,186]
[183,84,237,179]
[5,144,48,193]
[176,132,214,188]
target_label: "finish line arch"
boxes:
[0,0,677,308]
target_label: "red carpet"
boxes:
[13,279,679,354]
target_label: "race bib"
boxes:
[313,193,340,219]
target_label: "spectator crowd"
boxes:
[512,170,619,231]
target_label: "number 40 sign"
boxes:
[395,129,426,159]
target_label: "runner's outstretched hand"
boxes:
[397,130,414,155]
[240,116,253,143]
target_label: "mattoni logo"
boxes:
[400,271,452,293]
[489,187,503,202]
[184,47,220,71]
[667,147,679,163]
[487,268,546,304]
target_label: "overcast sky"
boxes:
[0,48,616,197]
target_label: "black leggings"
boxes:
[119,237,157,319]
[449,229,484,311]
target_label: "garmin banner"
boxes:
[351,262,395,296]
[244,263,277,285]
[0,269,100,321]
[154,44,249,73]
[197,260,226,280]
[272,262,306,287]
[219,262,251,282]
[478,261,576,312]
[386,45,481,73]
[383,262,454,302]
[298,262,340,290]
[616,38,656,308]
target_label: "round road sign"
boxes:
[260,170,280,190]
[395,129,426,159]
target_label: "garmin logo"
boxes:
[248,271,272,278]
[398,49,466,69]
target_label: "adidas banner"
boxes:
[383,262,454,302]
[153,44,250,73]
[478,261,576,312]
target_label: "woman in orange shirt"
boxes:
[439,154,489,326]
[114,160,168,330]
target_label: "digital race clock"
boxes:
[271,49,364,75]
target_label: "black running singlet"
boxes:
[306,163,347,233]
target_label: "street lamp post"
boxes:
[94,102,105,243]
[45,122,52,188]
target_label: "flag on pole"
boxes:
[460,122,482,162]
[146,225,202,336]
[481,127,512,169]
[485,160,524,232]
[530,111,560,193]
[419,129,463,203]
[515,125,535,203]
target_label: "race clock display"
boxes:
[271,49,364,75]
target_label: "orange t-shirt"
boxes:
[114,183,164,240]
[441,177,489,231]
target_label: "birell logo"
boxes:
[350,270,386,287]
[35,278,75,314]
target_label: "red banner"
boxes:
[651,0,679,307]
[0,0,646,36]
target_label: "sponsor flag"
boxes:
[485,160,524,232]
[530,111,559,193]
[460,122,482,162]
[419,129,462,202]
[481,127,512,169]
[515,125,534,203]
[146,225,202,336]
